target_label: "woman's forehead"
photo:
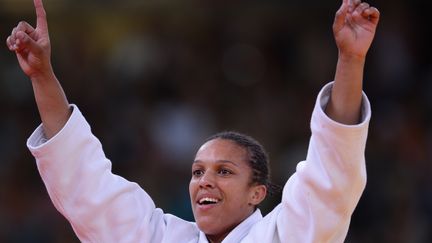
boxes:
[195,139,248,163]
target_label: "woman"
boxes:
[6,0,379,242]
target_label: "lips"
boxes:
[196,194,222,208]
[198,197,220,205]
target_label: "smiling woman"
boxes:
[6,0,379,242]
[190,135,268,243]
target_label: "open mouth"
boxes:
[198,197,220,205]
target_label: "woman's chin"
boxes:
[196,218,218,234]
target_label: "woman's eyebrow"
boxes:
[193,160,240,167]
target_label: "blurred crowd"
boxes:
[1,0,432,242]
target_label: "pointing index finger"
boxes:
[34,0,48,32]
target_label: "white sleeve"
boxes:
[277,82,371,242]
[27,105,168,243]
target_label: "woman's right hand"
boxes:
[6,0,71,139]
[6,0,53,80]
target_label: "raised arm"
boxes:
[326,0,380,124]
[256,1,379,242]
[6,0,70,138]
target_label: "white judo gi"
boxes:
[27,82,371,243]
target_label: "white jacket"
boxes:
[27,82,371,243]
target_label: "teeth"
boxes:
[199,197,219,204]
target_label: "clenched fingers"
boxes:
[17,21,37,38]
[7,21,36,51]
[8,30,40,53]
[363,7,380,23]
[353,2,370,18]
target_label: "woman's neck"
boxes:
[206,208,257,242]
[206,229,231,243]
[207,234,225,243]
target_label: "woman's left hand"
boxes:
[333,0,380,58]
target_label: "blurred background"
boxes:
[1,0,431,242]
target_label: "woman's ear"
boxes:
[249,184,267,206]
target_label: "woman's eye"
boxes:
[218,169,232,175]
[192,170,204,176]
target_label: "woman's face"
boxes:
[189,138,265,241]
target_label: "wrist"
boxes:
[338,51,367,64]
[29,68,56,84]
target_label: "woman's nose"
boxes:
[199,171,215,188]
